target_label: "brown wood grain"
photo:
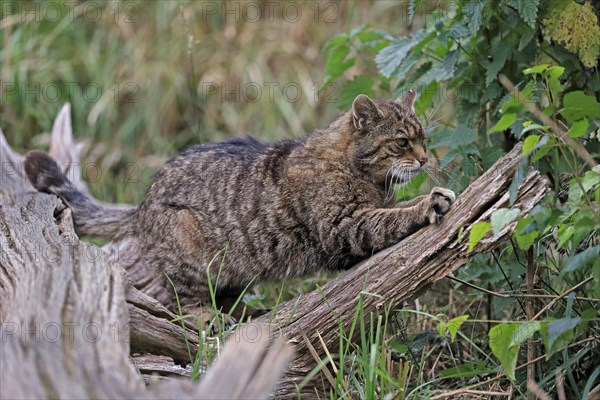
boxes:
[1,107,548,399]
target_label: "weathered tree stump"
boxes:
[0,106,294,399]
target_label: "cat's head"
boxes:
[348,91,428,187]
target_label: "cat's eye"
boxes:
[398,138,408,147]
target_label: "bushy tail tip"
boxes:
[24,150,68,192]
[23,150,136,240]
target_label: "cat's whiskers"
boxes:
[386,169,399,202]
[423,163,460,187]
[424,100,444,131]
[424,166,443,186]
[383,167,393,199]
[385,166,403,202]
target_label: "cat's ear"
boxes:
[352,94,383,130]
[396,89,417,111]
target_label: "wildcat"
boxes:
[25,91,455,323]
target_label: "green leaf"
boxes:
[463,0,484,35]
[338,76,375,110]
[569,169,600,202]
[594,260,600,297]
[567,119,589,138]
[429,125,476,150]
[323,34,349,52]
[414,81,437,115]
[485,42,510,85]
[557,224,575,249]
[522,134,541,155]
[421,50,459,84]
[480,147,506,169]
[439,361,488,378]
[489,113,517,135]
[523,64,549,75]
[325,45,354,85]
[561,91,600,122]
[531,138,555,162]
[356,30,387,45]
[436,320,447,339]
[390,340,408,354]
[520,122,548,135]
[509,322,540,347]
[518,26,536,51]
[394,52,421,79]
[540,317,580,357]
[515,217,538,250]
[393,31,436,80]
[468,222,491,252]
[582,169,600,191]
[508,157,528,206]
[563,245,600,273]
[242,293,264,307]
[491,208,521,239]
[445,23,470,40]
[489,323,519,380]
[376,33,425,78]
[446,315,470,343]
[547,66,565,79]
[559,225,576,249]
[501,81,537,113]
[507,0,540,29]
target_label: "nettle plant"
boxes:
[324,0,599,394]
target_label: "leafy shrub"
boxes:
[323,0,599,397]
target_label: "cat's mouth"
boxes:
[390,166,421,182]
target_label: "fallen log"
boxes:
[0,104,549,398]
[257,143,549,398]
[0,107,294,399]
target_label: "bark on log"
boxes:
[0,193,294,399]
[256,143,549,398]
[1,105,549,399]
[1,107,294,399]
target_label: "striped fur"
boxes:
[24,92,455,318]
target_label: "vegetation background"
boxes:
[2,0,599,399]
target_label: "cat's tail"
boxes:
[24,150,136,240]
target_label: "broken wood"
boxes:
[0,106,294,399]
[256,143,549,397]
[1,104,549,398]
[0,192,294,399]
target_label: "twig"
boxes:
[301,330,336,388]
[527,380,552,400]
[429,336,600,399]
[498,74,597,168]
[447,275,600,302]
[556,370,566,400]
[532,276,594,321]
[317,332,338,375]
[526,248,536,400]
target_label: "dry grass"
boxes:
[2,0,418,203]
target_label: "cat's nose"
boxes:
[418,156,428,166]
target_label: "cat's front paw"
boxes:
[426,187,456,224]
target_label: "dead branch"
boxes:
[255,143,549,397]
[498,73,597,168]
[0,107,294,399]
[1,105,549,398]
[0,192,293,399]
